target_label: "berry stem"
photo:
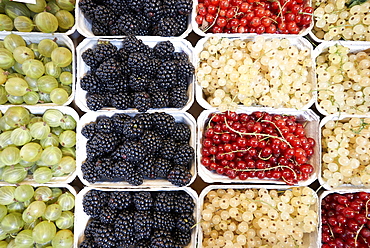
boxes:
[355,224,365,247]
[221,148,251,156]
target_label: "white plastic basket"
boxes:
[0,33,75,106]
[75,186,198,248]
[197,109,321,186]
[318,189,370,247]
[76,111,197,187]
[0,105,79,184]
[198,185,319,248]
[192,0,314,37]
[309,28,370,44]
[75,0,192,38]
[319,114,370,190]
[75,37,195,113]
[194,35,316,111]
[313,41,370,116]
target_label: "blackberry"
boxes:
[154,192,175,212]
[94,225,116,248]
[121,118,145,139]
[105,0,128,13]
[169,87,188,108]
[96,157,115,179]
[134,211,154,239]
[111,160,129,179]
[80,71,104,94]
[111,93,132,110]
[173,229,191,246]
[82,122,97,140]
[152,112,176,137]
[136,239,151,248]
[150,91,170,108]
[91,20,109,36]
[122,36,147,54]
[94,5,115,26]
[78,0,97,20]
[167,166,192,187]
[176,0,192,15]
[111,113,131,133]
[173,14,188,34]
[99,206,118,224]
[133,92,152,112]
[84,219,102,239]
[128,0,145,12]
[153,17,181,37]
[152,229,172,239]
[123,162,144,186]
[139,154,157,179]
[127,53,151,75]
[143,0,163,22]
[115,211,135,242]
[134,191,153,210]
[176,213,195,231]
[171,123,191,142]
[112,141,147,162]
[151,235,175,248]
[117,13,145,36]
[154,158,173,178]
[81,160,101,183]
[79,238,99,248]
[82,189,109,218]
[106,76,129,93]
[109,21,123,36]
[82,48,100,69]
[173,144,194,167]
[176,59,194,79]
[159,138,177,160]
[163,0,178,17]
[94,41,118,63]
[135,113,154,130]
[129,75,149,92]
[173,191,195,213]
[157,61,177,90]
[89,132,119,154]
[153,41,175,59]
[108,191,132,210]
[95,58,121,83]
[96,117,115,133]
[139,130,162,152]
[86,93,105,111]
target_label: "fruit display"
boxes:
[195,36,314,111]
[79,112,195,187]
[78,36,194,112]
[0,185,75,247]
[0,33,74,106]
[78,188,196,248]
[194,0,313,35]
[321,191,370,247]
[77,0,192,36]
[200,186,318,247]
[312,0,370,41]
[321,116,370,189]
[315,43,370,115]
[199,110,319,185]
[0,0,75,33]
[0,106,77,184]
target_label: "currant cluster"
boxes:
[321,192,370,248]
[201,111,316,185]
[195,0,313,34]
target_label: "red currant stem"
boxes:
[221,148,251,156]
[281,176,292,185]
[261,16,278,24]
[231,164,297,179]
[260,120,293,148]
[202,8,220,32]
[214,132,230,134]
[327,223,335,239]
[355,224,365,247]
[366,199,370,220]
[298,12,317,17]
[207,113,218,129]
[258,150,272,161]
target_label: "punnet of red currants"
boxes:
[195,0,313,34]
[200,111,316,185]
[321,192,370,248]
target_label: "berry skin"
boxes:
[86,94,105,111]
[154,158,173,178]
[94,41,118,64]
[80,71,104,94]
[167,166,192,186]
[82,48,100,69]
[153,41,175,58]
[81,122,97,140]
[170,87,188,108]
[133,92,152,112]
[82,189,109,218]
[108,191,132,210]
[176,213,195,231]
[134,192,153,211]
[173,144,194,168]
[154,192,175,212]
[153,212,175,230]
[173,191,195,213]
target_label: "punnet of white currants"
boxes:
[200,187,318,248]
[196,36,314,111]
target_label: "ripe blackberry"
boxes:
[82,122,97,140]
[113,141,147,163]
[134,192,153,210]
[136,239,151,248]
[151,235,175,248]
[81,160,101,183]
[170,87,188,108]
[94,41,118,62]
[176,59,194,79]
[121,118,145,139]
[111,93,132,110]
[159,138,177,160]
[134,211,154,239]
[114,214,135,245]
[108,191,132,210]
[153,17,181,37]
[84,219,101,239]
[94,5,115,26]
[106,77,129,93]
[86,93,105,111]
[105,0,128,13]
[117,13,145,36]
[111,113,131,133]
[96,157,115,179]
[129,75,149,92]
[152,112,176,137]
[154,158,173,178]
[82,48,100,69]
[128,53,151,75]
[133,92,152,112]
[94,225,116,248]
[135,113,154,130]
[176,0,192,15]
[89,132,119,154]
[79,238,99,248]
[163,0,178,17]
[173,144,194,167]
[157,61,177,90]
[150,91,170,108]
[91,20,109,36]
[176,213,195,231]
[167,166,192,186]
[82,189,109,218]
[143,0,163,22]
[152,229,172,239]
[80,71,104,94]
[139,154,157,179]
[110,160,130,179]
[153,41,175,59]
[139,131,162,152]
[173,191,195,213]
[154,192,175,212]
[95,58,121,83]
[122,35,147,54]
[99,207,118,224]
[96,117,115,133]
[121,162,144,186]
[78,0,97,20]
[173,229,191,246]
[171,123,191,142]
[128,0,145,12]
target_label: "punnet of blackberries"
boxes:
[80,189,196,248]
[80,36,194,112]
[81,112,194,186]
[78,0,192,36]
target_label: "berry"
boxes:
[169,87,188,108]
[154,192,175,212]
[167,166,192,186]
[153,212,175,230]
[108,191,132,210]
[82,48,100,69]
[134,192,153,211]
[154,158,173,178]
[82,190,109,218]
[86,94,105,111]
[176,213,195,231]
[80,71,104,94]
[133,92,152,112]
[173,144,194,168]
[82,122,97,140]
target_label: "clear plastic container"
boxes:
[0,105,79,184]
[75,186,198,248]
[75,37,194,112]
[77,111,197,187]
[197,109,321,186]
